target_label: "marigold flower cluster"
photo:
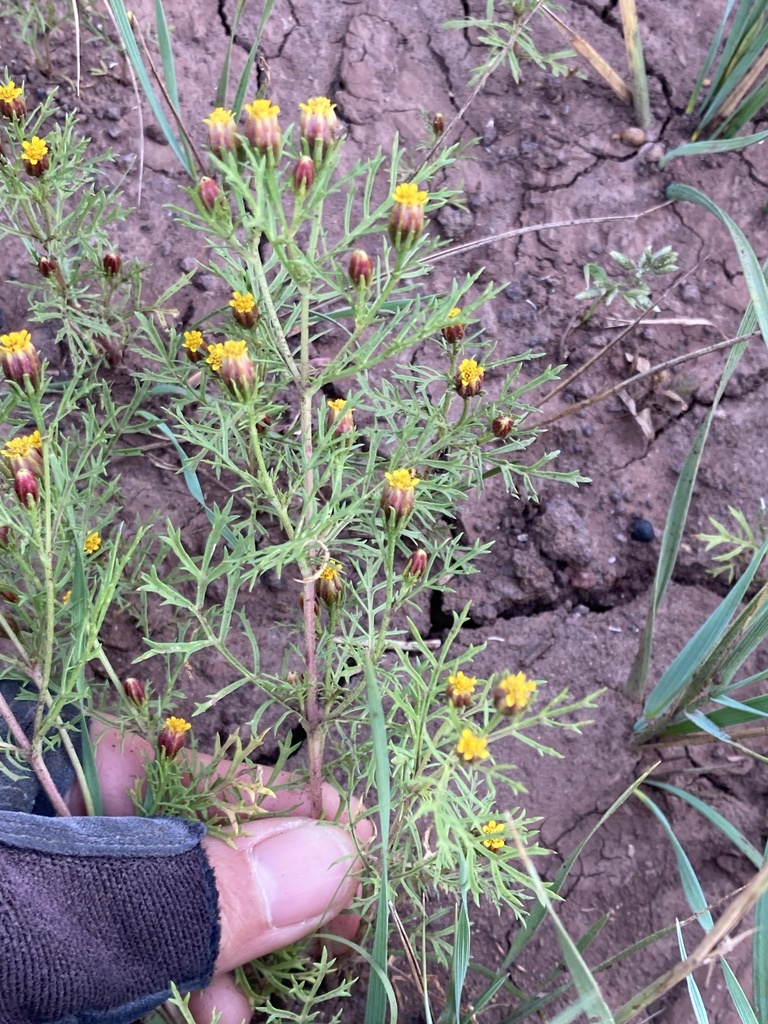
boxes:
[450,670,538,762]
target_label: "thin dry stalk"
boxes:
[543,7,631,102]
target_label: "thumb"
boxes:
[203,817,361,973]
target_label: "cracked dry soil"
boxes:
[2,0,768,1020]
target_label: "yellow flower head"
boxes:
[21,136,48,165]
[0,81,23,102]
[448,671,476,696]
[481,820,505,852]
[392,182,428,206]
[62,590,71,604]
[458,359,484,388]
[84,532,102,554]
[328,398,347,414]
[165,715,192,735]
[0,330,34,355]
[2,430,41,460]
[495,671,536,712]
[203,107,234,126]
[319,560,343,582]
[229,291,256,314]
[205,339,248,372]
[300,96,336,117]
[384,468,420,491]
[182,330,205,353]
[244,98,280,119]
[449,307,461,318]
[456,728,489,763]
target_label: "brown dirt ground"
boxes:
[2,0,768,1021]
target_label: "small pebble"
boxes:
[607,556,617,564]
[194,273,219,292]
[581,424,594,437]
[615,533,627,543]
[179,257,197,273]
[629,517,655,543]
[104,105,122,121]
[145,123,169,145]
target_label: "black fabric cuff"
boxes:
[0,812,220,1024]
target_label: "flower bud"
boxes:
[3,430,42,478]
[0,588,18,603]
[327,398,354,437]
[299,96,339,164]
[446,670,476,708]
[103,251,122,277]
[432,112,445,136]
[493,671,537,715]
[158,716,191,759]
[381,468,420,522]
[198,176,221,212]
[441,307,465,344]
[203,108,237,155]
[123,677,146,706]
[389,183,428,250]
[348,249,373,289]
[14,469,38,507]
[206,339,255,400]
[229,291,259,330]
[243,98,282,160]
[315,561,344,607]
[455,358,484,399]
[37,256,57,278]
[182,330,207,364]
[21,136,49,176]
[95,335,123,368]
[0,330,42,390]
[292,155,315,194]
[403,547,428,582]
[492,415,514,439]
[0,80,26,120]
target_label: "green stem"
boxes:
[247,410,294,539]
[372,519,400,663]
[249,239,300,383]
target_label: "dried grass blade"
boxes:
[542,8,631,102]
[677,923,710,1023]
[618,0,650,127]
[153,0,179,114]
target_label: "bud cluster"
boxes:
[0,330,42,390]
[3,430,43,508]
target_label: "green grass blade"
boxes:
[364,655,393,1024]
[755,840,768,1023]
[636,791,713,932]
[687,0,739,113]
[714,694,768,720]
[659,693,768,737]
[638,534,768,724]
[659,128,768,167]
[722,957,760,1024]
[442,853,471,1024]
[646,780,763,868]
[215,0,247,107]
[153,0,179,113]
[106,0,193,176]
[677,922,710,1023]
[232,0,277,117]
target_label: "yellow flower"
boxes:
[165,716,192,735]
[203,108,237,153]
[84,532,102,554]
[0,330,33,355]
[442,307,465,344]
[391,183,428,206]
[62,590,71,604]
[381,468,420,521]
[205,340,254,398]
[494,671,537,714]
[481,820,505,852]
[448,307,461,318]
[182,330,205,353]
[21,136,48,165]
[327,398,354,437]
[0,81,23,102]
[300,96,336,118]
[316,560,344,606]
[456,728,489,763]
[206,339,247,372]
[243,98,282,158]
[158,716,192,758]
[384,468,420,490]
[244,98,280,119]
[455,358,484,398]
[229,292,258,328]
[204,107,234,126]
[446,670,476,707]
[2,430,41,461]
[299,97,338,162]
[0,329,42,390]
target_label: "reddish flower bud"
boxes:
[403,547,428,582]
[432,112,445,136]
[381,468,420,522]
[0,330,42,390]
[0,588,18,603]
[123,677,146,706]
[14,469,38,507]
[492,415,514,439]
[243,98,282,160]
[389,183,428,250]
[203,108,237,155]
[327,398,354,437]
[37,256,57,278]
[0,81,26,120]
[21,136,48,176]
[292,155,316,195]
[455,358,484,399]
[158,716,191,759]
[229,292,259,330]
[349,249,373,289]
[441,307,465,344]
[198,176,221,212]
[256,414,272,433]
[315,561,344,607]
[299,96,339,164]
[103,251,122,277]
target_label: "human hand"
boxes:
[66,720,371,1024]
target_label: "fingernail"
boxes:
[248,822,356,929]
